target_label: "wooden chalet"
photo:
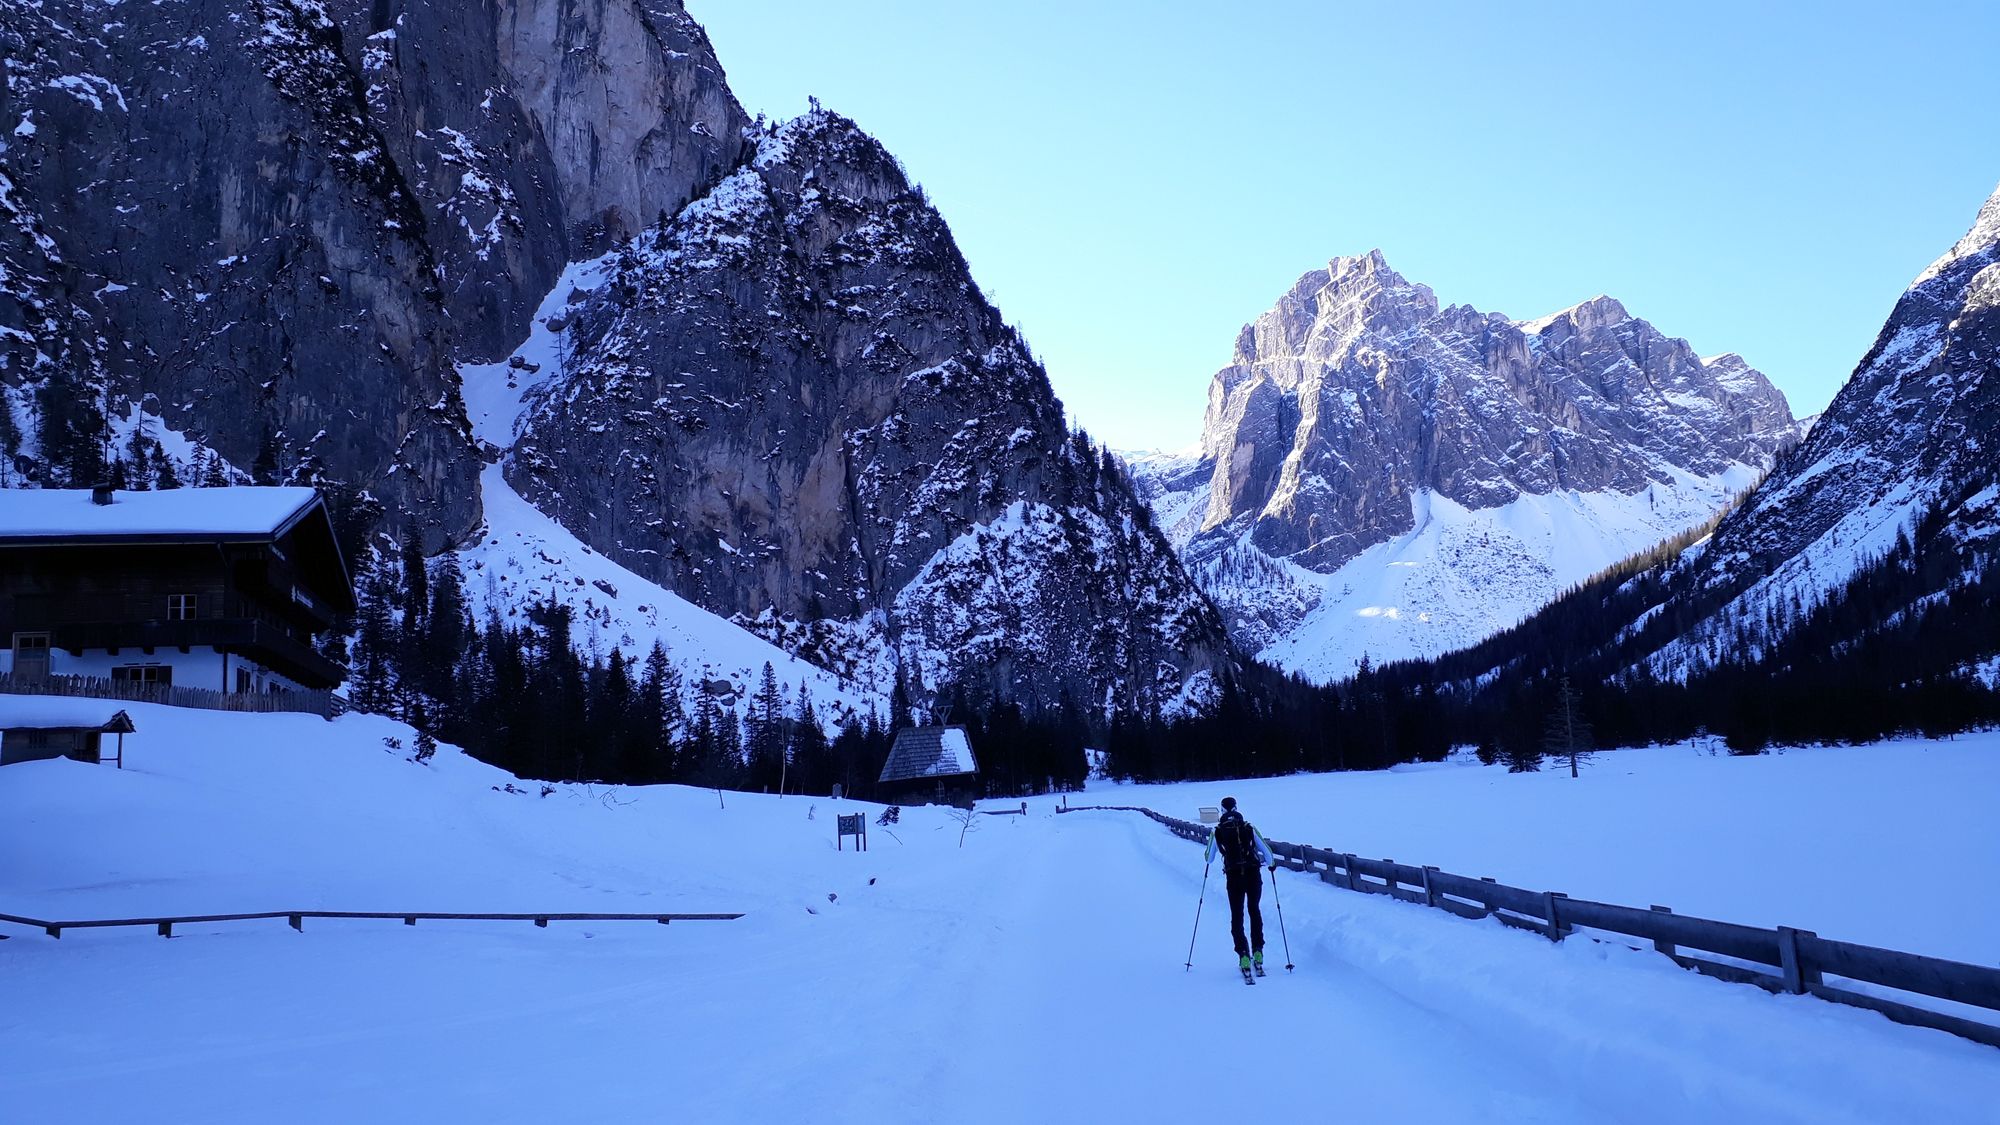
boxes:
[877,725,981,807]
[0,485,356,695]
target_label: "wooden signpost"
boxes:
[837,813,867,851]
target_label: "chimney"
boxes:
[91,483,115,506]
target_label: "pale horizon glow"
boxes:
[690,1,2000,451]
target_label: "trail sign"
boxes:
[837,813,867,851]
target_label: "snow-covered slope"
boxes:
[1126,258,1792,678]
[2,701,1995,1122]
[457,463,872,718]
[1631,181,2000,680]
[1252,473,1758,677]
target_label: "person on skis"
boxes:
[1205,796,1276,977]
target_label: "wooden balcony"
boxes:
[49,618,347,689]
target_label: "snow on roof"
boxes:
[0,486,320,541]
[878,726,978,783]
[0,697,136,731]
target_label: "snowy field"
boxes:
[2,701,1997,1122]
[1096,737,2000,966]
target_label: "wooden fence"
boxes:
[0,908,741,940]
[0,673,343,720]
[1061,804,2000,1050]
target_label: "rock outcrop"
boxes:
[508,113,1230,711]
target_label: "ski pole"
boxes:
[1268,865,1295,972]
[1185,856,1212,971]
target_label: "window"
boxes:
[236,667,252,693]
[168,594,198,620]
[113,664,173,687]
[11,632,51,681]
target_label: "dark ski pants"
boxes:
[1225,864,1265,958]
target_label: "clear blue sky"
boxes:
[688,0,2000,451]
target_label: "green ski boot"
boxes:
[1238,954,1255,985]
[1253,950,1267,977]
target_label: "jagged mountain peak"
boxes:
[1517,293,1631,335]
[1917,179,2000,285]
[1141,254,1799,680]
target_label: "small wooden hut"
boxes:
[877,725,980,807]
[0,701,135,767]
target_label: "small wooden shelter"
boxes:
[0,700,135,767]
[877,725,980,807]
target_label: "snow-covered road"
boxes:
[2,704,1996,1122]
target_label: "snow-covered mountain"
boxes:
[1128,252,1800,679]
[505,112,1227,711]
[1612,180,2000,681]
[1,0,1229,714]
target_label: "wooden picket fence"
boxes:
[0,673,343,719]
[1061,804,2000,1049]
[0,908,741,940]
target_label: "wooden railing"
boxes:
[0,673,343,719]
[0,908,742,939]
[1061,804,2000,1049]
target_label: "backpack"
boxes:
[1215,813,1258,867]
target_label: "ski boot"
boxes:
[1239,954,1255,985]
[1253,949,1267,977]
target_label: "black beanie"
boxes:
[1221,796,1237,811]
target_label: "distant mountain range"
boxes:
[1126,253,1800,678]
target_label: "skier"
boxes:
[1205,796,1276,980]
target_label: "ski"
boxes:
[1240,965,1255,985]
[1254,962,1268,978]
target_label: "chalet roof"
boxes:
[878,726,978,784]
[0,698,136,733]
[0,486,323,543]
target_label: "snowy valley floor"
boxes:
[2,705,1997,1123]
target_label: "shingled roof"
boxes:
[878,726,978,784]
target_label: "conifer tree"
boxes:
[1542,675,1594,778]
[153,444,182,489]
[0,390,21,486]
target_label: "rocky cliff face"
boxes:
[0,0,751,541]
[1,0,1231,712]
[507,112,1230,711]
[1132,253,1799,677]
[1,1,480,538]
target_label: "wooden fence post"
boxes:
[1421,866,1440,909]
[1381,860,1397,896]
[288,914,303,932]
[1650,906,1676,957]
[157,921,172,937]
[1544,892,1569,941]
[1778,927,1821,993]
[1343,854,1359,891]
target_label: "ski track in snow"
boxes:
[1,702,1996,1122]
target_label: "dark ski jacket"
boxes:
[1205,810,1274,870]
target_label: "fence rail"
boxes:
[0,673,344,719]
[1061,804,2000,1049]
[0,909,742,940]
